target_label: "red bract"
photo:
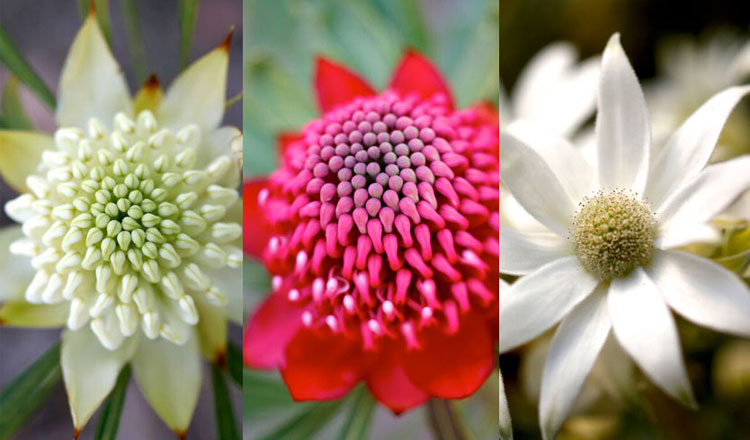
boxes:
[243,52,499,414]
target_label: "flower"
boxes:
[243,51,499,413]
[498,33,750,439]
[0,11,241,436]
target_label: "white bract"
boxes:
[499,33,750,440]
[0,13,241,434]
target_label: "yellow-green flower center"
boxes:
[571,189,657,280]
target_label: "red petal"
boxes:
[243,293,302,368]
[277,132,303,163]
[471,101,500,127]
[401,311,494,399]
[365,341,430,414]
[243,179,273,259]
[281,328,369,401]
[390,50,454,111]
[315,56,376,113]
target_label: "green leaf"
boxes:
[93,365,130,440]
[178,0,200,70]
[258,398,345,440]
[121,0,148,84]
[0,25,56,109]
[225,342,243,387]
[373,0,431,52]
[335,388,376,440]
[211,364,240,440]
[0,342,62,440]
[243,369,296,415]
[77,0,112,45]
[1,75,33,130]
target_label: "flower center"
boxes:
[6,111,241,349]
[571,189,656,280]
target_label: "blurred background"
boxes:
[0,1,242,438]
[243,0,499,438]
[500,0,750,439]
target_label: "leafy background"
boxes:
[0,0,243,438]
[242,0,499,438]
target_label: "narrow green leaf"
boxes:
[225,342,243,387]
[0,342,62,440]
[121,0,148,84]
[178,0,200,70]
[335,388,376,440]
[77,0,112,45]
[0,25,56,109]
[94,365,130,440]
[243,369,295,414]
[211,364,240,440]
[225,92,243,111]
[1,75,33,130]
[258,399,344,440]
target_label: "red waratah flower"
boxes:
[243,51,499,413]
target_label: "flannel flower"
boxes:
[0,12,241,437]
[244,52,499,413]
[499,34,750,439]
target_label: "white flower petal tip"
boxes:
[56,13,132,130]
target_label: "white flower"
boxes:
[0,12,241,435]
[498,33,750,439]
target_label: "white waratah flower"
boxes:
[498,33,750,439]
[0,13,241,435]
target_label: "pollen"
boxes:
[5,111,241,350]
[571,189,657,280]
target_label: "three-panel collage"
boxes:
[0,0,748,439]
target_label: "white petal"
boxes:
[655,222,721,249]
[0,226,35,301]
[0,131,52,193]
[540,287,611,440]
[61,326,137,429]
[499,369,513,440]
[649,250,750,337]
[56,15,132,130]
[646,85,750,208]
[513,43,578,122]
[201,126,242,188]
[657,156,750,227]
[507,119,597,202]
[499,187,548,234]
[194,293,227,361]
[596,34,650,195]
[608,268,696,407]
[499,256,599,352]
[499,132,576,237]
[158,42,229,133]
[499,227,571,275]
[131,332,202,432]
[0,302,69,327]
[204,265,242,324]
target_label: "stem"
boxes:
[426,399,470,440]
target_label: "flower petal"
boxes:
[499,132,576,237]
[365,341,429,414]
[0,302,68,327]
[277,131,303,162]
[315,56,376,113]
[499,257,599,352]
[0,226,35,301]
[158,34,231,133]
[646,85,750,208]
[280,328,368,401]
[657,156,750,228]
[61,326,137,430]
[499,227,571,275]
[131,333,202,433]
[608,268,696,407]
[133,74,164,114]
[243,178,273,259]
[0,130,52,193]
[389,50,454,111]
[203,265,243,324]
[203,126,242,187]
[402,310,494,399]
[193,294,227,362]
[655,222,721,250]
[243,293,302,369]
[649,250,750,337]
[539,287,610,440]
[56,14,132,130]
[595,34,650,195]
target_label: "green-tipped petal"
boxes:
[194,294,227,362]
[56,13,132,130]
[0,130,51,193]
[131,332,201,433]
[157,35,230,133]
[61,326,137,430]
[0,226,34,302]
[0,302,68,327]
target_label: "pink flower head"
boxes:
[244,51,499,413]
